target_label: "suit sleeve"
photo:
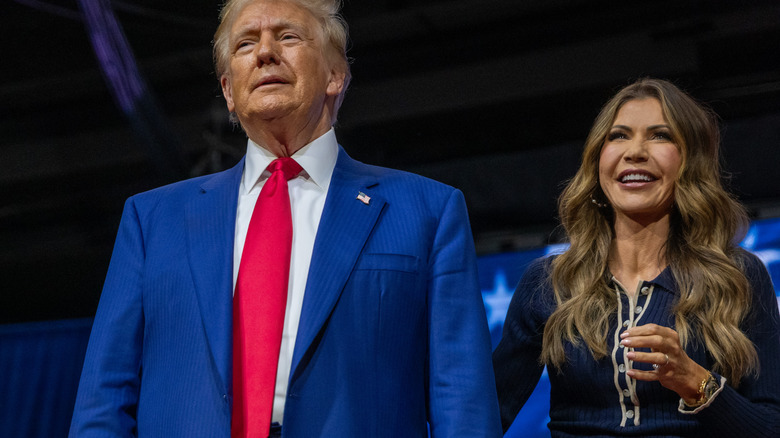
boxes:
[694,253,780,437]
[69,197,145,437]
[425,189,502,438]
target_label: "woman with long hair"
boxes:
[493,78,780,437]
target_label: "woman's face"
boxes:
[598,98,682,222]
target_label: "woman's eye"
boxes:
[652,131,672,141]
[607,131,627,141]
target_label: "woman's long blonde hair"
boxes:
[542,78,758,385]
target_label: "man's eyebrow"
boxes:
[233,18,309,38]
[276,18,307,32]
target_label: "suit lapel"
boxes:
[289,149,385,381]
[185,158,244,393]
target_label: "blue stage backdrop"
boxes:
[1,217,778,437]
[479,216,780,437]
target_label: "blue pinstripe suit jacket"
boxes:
[69,147,502,437]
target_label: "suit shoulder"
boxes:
[126,163,241,212]
[132,175,205,198]
[123,176,202,213]
[131,162,240,200]
[351,160,458,196]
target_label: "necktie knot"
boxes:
[268,157,303,181]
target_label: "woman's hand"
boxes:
[620,323,709,404]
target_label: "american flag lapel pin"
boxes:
[356,191,371,205]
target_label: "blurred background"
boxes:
[2,0,779,436]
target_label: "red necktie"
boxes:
[233,157,303,437]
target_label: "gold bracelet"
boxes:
[697,372,711,397]
[684,371,716,408]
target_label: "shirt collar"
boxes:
[242,128,339,194]
[609,264,677,294]
[649,265,676,293]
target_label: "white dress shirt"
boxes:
[233,129,338,423]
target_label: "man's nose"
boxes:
[255,35,280,65]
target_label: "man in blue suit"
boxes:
[69,0,501,436]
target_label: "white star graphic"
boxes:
[482,270,515,333]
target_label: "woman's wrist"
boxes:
[683,370,718,407]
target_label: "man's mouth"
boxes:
[258,76,287,86]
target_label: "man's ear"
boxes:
[326,63,347,98]
[220,74,235,112]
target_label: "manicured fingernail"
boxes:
[621,339,630,346]
[620,331,629,338]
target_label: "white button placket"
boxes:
[610,278,657,427]
[611,278,637,427]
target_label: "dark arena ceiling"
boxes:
[3,0,780,323]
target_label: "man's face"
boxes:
[220,0,345,127]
